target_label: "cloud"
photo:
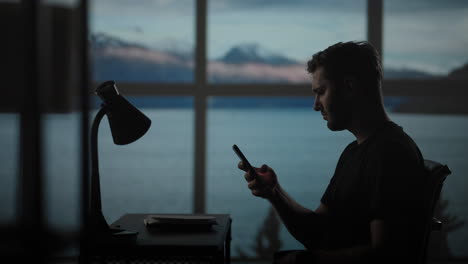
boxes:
[92,0,193,16]
[102,46,191,66]
[208,62,309,83]
[383,8,468,73]
[384,0,468,14]
[133,26,143,34]
[91,0,468,75]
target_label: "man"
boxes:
[238,41,427,263]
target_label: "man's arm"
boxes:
[283,219,384,264]
[312,219,384,263]
[239,163,393,264]
[268,185,330,249]
[239,162,329,249]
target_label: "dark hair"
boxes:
[307,41,382,91]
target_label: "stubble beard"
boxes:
[326,108,350,132]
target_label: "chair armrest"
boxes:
[431,217,442,231]
[274,250,316,263]
[274,250,302,260]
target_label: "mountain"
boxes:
[90,33,451,84]
[209,43,306,83]
[90,33,468,111]
[90,32,147,50]
[218,43,298,65]
[447,63,468,79]
[90,33,307,83]
[384,62,468,79]
[90,33,193,82]
[383,68,439,79]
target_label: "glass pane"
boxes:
[44,113,81,232]
[0,114,19,225]
[208,0,367,84]
[95,96,194,222]
[90,0,195,83]
[43,112,81,258]
[207,96,468,259]
[44,96,193,257]
[383,0,468,79]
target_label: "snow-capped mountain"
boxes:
[219,43,298,65]
[90,33,455,83]
[90,33,194,82]
[90,32,148,50]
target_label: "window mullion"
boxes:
[367,0,383,60]
[194,0,207,214]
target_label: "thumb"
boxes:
[260,164,268,173]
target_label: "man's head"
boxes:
[307,41,383,131]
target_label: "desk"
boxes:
[88,214,231,264]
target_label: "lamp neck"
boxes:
[90,106,108,231]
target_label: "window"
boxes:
[87,0,468,260]
[97,97,194,218]
[44,113,81,231]
[391,114,468,257]
[383,0,468,79]
[89,1,196,219]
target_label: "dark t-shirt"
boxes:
[319,121,426,256]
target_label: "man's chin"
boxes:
[326,120,346,131]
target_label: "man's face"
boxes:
[312,67,351,131]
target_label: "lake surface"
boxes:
[1,109,467,257]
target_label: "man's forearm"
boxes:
[267,185,325,248]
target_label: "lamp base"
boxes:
[92,227,138,246]
[109,227,139,238]
[90,211,139,245]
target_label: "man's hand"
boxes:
[238,162,279,199]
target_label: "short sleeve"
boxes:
[320,143,355,209]
[320,175,336,207]
[368,141,422,220]
[367,138,426,258]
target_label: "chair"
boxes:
[273,159,451,264]
[419,159,451,264]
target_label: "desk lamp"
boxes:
[89,80,151,240]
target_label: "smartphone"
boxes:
[232,144,257,179]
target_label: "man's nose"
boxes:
[313,97,321,111]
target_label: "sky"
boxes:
[89,0,468,75]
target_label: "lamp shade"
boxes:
[96,80,151,145]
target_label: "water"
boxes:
[1,109,467,257]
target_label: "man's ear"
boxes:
[343,75,357,96]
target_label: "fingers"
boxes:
[247,179,267,195]
[251,189,262,197]
[247,179,256,189]
[247,179,263,197]
[238,161,248,171]
[238,161,267,173]
[241,163,271,182]
[239,163,276,199]
[237,161,269,173]
[244,171,255,182]
[239,161,257,181]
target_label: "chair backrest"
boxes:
[419,159,451,263]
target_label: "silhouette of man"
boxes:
[238,41,426,263]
